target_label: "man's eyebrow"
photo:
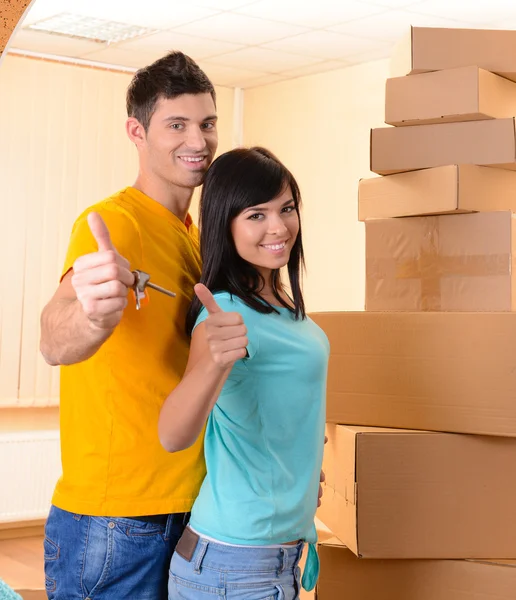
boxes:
[162,115,218,122]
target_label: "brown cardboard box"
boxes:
[385,66,516,127]
[358,165,516,220]
[390,26,516,83]
[309,311,516,437]
[317,424,516,559]
[365,211,516,311]
[370,118,516,175]
[317,542,516,600]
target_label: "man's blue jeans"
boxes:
[44,505,188,599]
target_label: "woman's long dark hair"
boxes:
[186,146,306,335]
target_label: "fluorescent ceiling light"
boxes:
[25,13,156,44]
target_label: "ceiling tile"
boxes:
[205,47,322,72]
[489,20,516,29]
[328,9,477,42]
[10,29,102,56]
[116,31,243,60]
[235,0,387,29]
[21,0,69,26]
[407,0,516,24]
[279,60,350,78]
[188,0,260,8]
[173,13,307,45]
[79,46,157,68]
[263,30,385,60]
[23,0,219,29]
[360,0,425,7]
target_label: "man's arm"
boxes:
[40,213,135,366]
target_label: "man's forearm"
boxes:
[40,298,114,366]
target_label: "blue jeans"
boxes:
[168,530,304,600]
[44,505,188,600]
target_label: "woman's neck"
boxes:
[258,283,293,309]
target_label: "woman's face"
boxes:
[230,185,299,280]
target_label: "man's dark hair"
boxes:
[126,51,216,131]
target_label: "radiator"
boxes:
[0,430,61,522]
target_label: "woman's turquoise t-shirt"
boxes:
[189,292,329,566]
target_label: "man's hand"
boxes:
[71,212,135,331]
[195,284,248,370]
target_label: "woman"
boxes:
[159,147,329,599]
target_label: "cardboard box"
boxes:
[358,165,516,220]
[317,542,516,600]
[370,118,516,175]
[318,424,516,559]
[390,26,516,83]
[309,311,516,437]
[365,211,516,311]
[385,66,516,127]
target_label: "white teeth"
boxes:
[263,243,286,251]
[180,156,204,163]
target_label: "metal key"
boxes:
[132,269,176,310]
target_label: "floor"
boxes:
[0,535,45,599]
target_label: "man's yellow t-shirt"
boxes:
[52,187,205,517]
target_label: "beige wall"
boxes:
[0,55,234,408]
[0,54,388,407]
[243,59,389,312]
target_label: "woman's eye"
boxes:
[248,213,263,220]
[282,206,295,213]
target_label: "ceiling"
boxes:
[8,0,516,88]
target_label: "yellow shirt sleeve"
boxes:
[62,204,142,280]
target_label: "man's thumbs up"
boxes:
[71,212,135,331]
[87,212,117,253]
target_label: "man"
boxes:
[40,51,218,599]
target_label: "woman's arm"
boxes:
[158,284,248,453]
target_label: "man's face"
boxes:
[142,93,218,189]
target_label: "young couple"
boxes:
[40,50,328,600]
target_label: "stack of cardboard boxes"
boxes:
[312,26,516,599]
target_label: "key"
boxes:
[132,269,176,311]
[146,281,176,298]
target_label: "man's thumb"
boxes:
[87,212,116,253]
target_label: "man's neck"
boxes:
[133,173,194,223]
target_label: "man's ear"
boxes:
[126,117,146,146]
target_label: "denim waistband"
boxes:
[190,532,304,573]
